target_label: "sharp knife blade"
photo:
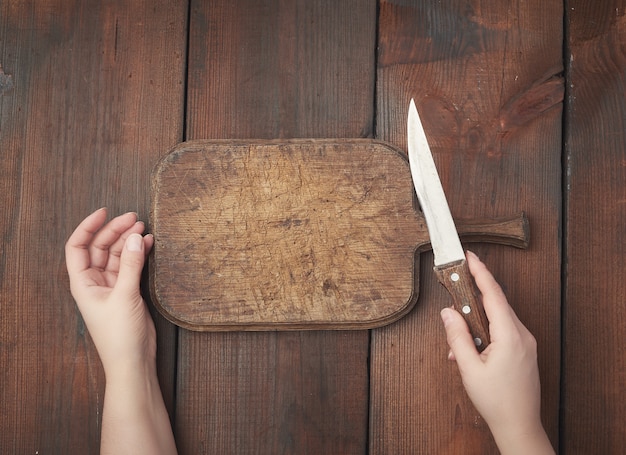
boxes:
[407,98,490,351]
[407,99,464,267]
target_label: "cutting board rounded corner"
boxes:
[148,271,422,332]
[148,247,422,332]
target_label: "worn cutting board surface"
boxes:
[150,139,527,330]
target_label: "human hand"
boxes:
[440,251,554,455]
[66,209,177,454]
[65,208,156,378]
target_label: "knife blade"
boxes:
[407,98,490,351]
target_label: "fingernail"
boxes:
[447,350,455,361]
[440,308,453,327]
[466,250,479,260]
[127,233,143,252]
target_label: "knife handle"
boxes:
[434,259,490,352]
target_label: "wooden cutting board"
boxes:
[150,139,528,330]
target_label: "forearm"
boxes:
[490,421,555,455]
[101,364,177,455]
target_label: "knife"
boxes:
[407,99,490,352]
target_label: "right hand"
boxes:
[440,251,553,454]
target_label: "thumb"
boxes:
[440,307,481,369]
[113,233,146,297]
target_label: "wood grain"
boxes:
[4,1,626,452]
[371,1,563,453]
[151,139,529,331]
[151,139,423,330]
[562,1,626,452]
[176,1,374,453]
[0,1,186,452]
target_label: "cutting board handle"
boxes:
[446,212,529,251]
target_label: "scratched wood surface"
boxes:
[150,139,528,331]
[151,140,422,330]
[562,1,626,453]
[1,1,626,454]
[174,1,373,453]
[370,1,563,453]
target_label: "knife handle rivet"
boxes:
[474,338,483,347]
[450,272,460,282]
[462,305,471,314]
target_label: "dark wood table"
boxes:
[1,1,624,453]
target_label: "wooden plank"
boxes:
[176,1,375,453]
[0,0,186,452]
[562,2,626,452]
[371,1,563,453]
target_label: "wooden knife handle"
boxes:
[434,259,490,352]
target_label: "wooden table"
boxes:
[1,1,624,453]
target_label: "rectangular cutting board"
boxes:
[150,139,527,331]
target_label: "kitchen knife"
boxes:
[407,98,490,351]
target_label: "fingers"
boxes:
[65,207,109,277]
[89,212,141,271]
[143,232,155,252]
[112,233,149,297]
[101,220,147,273]
[465,251,519,332]
[466,251,506,306]
[441,307,481,370]
[441,252,510,365]
[66,209,151,279]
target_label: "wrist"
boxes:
[103,356,159,390]
[100,358,177,455]
[102,358,167,431]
